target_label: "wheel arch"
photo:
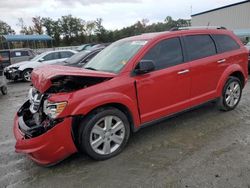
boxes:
[71,102,137,151]
[216,64,246,96]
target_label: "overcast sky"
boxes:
[0,0,241,33]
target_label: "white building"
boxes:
[191,0,250,39]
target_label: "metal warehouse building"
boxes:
[191,0,250,35]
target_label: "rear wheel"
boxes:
[22,69,32,82]
[218,76,242,111]
[78,107,130,160]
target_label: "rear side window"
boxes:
[20,51,29,56]
[212,34,240,53]
[142,37,183,70]
[184,35,216,61]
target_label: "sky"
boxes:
[0,0,242,33]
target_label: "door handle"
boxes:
[178,69,190,75]
[217,59,226,64]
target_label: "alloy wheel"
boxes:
[225,81,241,107]
[24,71,31,81]
[90,115,125,155]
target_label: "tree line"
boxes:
[0,15,190,47]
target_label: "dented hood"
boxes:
[31,65,116,93]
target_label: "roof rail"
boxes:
[170,26,227,31]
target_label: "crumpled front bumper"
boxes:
[13,110,78,166]
[4,69,21,80]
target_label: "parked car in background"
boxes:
[55,47,104,67]
[91,43,111,50]
[0,50,11,69]
[76,43,96,52]
[4,50,77,81]
[0,49,35,65]
[13,27,248,165]
[0,56,8,95]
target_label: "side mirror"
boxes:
[38,58,44,62]
[134,60,155,74]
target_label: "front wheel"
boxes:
[78,107,130,160]
[218,76,242,111]
[22,69,32,82]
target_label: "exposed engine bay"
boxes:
[47,75,111,93]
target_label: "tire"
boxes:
[78,107,130,160]
[22,69,32,82]
[218,76,242,111]
[1,86,7,95]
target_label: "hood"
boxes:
[8,61,30,68]
[31,65,116,93]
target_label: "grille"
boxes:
[28,88,43,114]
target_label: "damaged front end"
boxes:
[14,66,116,165]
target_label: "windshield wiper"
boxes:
[85,67,97,71]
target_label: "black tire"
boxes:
[22,69,32,82]
[218,76,242,111]
[78,107,130,160]
[1,86,7,95]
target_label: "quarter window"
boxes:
[212,34,240,53]
[142,37,183,70]
[184,35,216,61]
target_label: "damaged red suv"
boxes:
[14,27,248,165]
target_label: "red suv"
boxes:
[14,28,248,165]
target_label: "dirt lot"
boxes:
[0,80,250,188]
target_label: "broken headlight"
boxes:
[43,100,67,119]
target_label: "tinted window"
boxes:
[43,52,60,61]
[184,35,216,61]
[21,51,29,56]
[60,51,74,59]
[142,37,183,70]
[11,51,21,57]
[212,34,240,53]
[84,51,99,61]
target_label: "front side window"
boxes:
[43,52,59,61]
[212,34,240,53]
[184,35,216,61]
[142,37,183,70]
[84,40,147,73]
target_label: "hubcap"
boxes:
[24,71,31,81]
[90,116,125,155]
[225,81,241,107]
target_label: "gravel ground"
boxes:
[0,80,250,188]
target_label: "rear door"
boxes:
[182,34,235,106]
[134,37,191,123]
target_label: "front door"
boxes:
[134,37,191,124]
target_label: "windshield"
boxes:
[84,40,147,73]
[65,51,90,64]
[30,52,46,62]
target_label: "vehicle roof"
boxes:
[41,49,77,55]
[124,29,235,41]
[0,48,33,52]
